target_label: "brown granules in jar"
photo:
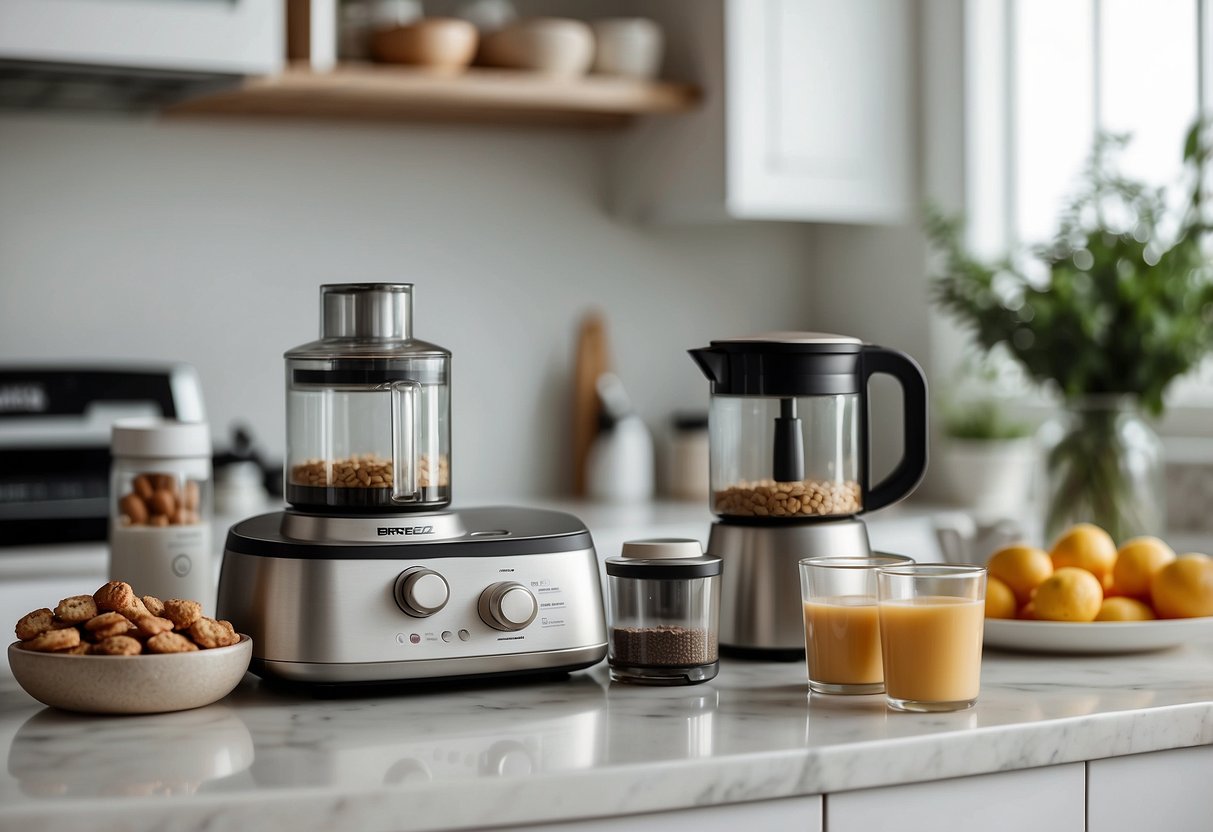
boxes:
[714,479,862,517]
[610,626,717,667]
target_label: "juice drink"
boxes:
[878,596,984,705]
[802,596,882,686]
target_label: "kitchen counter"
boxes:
[2,642,1213,832]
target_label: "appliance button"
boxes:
[470,530,509,537]
[394,568,450,617]
[441,630,452,642]
[478,582,538,631]
[458,629,470,641]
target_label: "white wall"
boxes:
[0,113,818,500]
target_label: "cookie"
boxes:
[84,612,134,640]
[188,617,239,649]
[146,631,198,654]
[94,581,135,612]
[93,635,142,656]
[131,615,174,639]
[141,595,166,617]
[54,595,98,624]
[15,608,55,641]
[62,642,91,655]
[117,596,150,620]
[163,599,202,630]
[24,626,81,653]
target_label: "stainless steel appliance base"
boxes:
[217,507,609,685]
[707,517,872,655]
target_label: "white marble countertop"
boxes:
[3,643,1213,832]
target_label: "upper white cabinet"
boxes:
[612,0,913,225]
[0,0,283,76]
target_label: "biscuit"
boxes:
[24,627,81,653]
[84,612,134,640]
[131,615,174,639]
[93,635,142,656]
[54,595,98,624]
[163,599,202,630]
[117,596,150,620]
[189,617,239,649]
[94,581,135,612]
[62,642,91,655]
[15,608,55,641]
[141,595,166,617]
[146,631,198,654]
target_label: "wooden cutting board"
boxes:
[571,312,609,496]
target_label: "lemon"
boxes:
[1112,536,1176,600]
[1095,597,1156,621]
[984,576,1017,619]
[987,545,1053,605]
[1151,554,1213,619]
[1050,523,1118,583]
[1033,567,1104,622]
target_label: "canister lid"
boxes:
[605,538,722,579]
[111,419,211,459]
[321,283,413,340]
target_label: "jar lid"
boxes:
[111,419,211,459]
[689,333,870,396]
[605,538,722,579]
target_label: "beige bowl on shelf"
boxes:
[8,635,252,715]
[371,17,480,69]
[479,18,595,76]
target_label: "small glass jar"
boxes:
[605,539,721,685]
[110,419,213,609]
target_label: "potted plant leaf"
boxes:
[937,357,1035,518]
[927,124,1213,541]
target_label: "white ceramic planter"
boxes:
[939,437,1036,519]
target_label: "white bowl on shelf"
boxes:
[479,18,595,76]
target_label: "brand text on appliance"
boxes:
[378,526,435,536]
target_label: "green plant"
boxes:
[942,400,1032,441]
[926,123,1213,416]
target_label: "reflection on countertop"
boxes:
[3,643,1213,831]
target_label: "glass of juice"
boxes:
[799,554,915,695]
[876,564,987,712]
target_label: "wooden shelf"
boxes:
[168,65,700,127]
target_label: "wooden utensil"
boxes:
[572,312,609,496]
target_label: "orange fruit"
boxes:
[1112,536,1176,599]
[987,545,1053,605]
[1017,601,1038,620]
[1050,523,1117,583]
[1033,567,1104,622]
[984,576,1017,619]
[1151,554,1213,619]
[1094,597,1156,622]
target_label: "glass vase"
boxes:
[1039,397,1164,543]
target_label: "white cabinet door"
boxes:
[521,796,822,832]
[1088,745,1213,832]
[826,765,1085,832]
[0,0,283,75]
[725,0,912,223]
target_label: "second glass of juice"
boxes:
[877,564,987,713]
[799,554,914,695]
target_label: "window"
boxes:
[965,0,1213,406]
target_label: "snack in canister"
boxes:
[12,584,241,655]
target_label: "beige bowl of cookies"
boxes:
[8,582,252,715]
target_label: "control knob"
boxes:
[394,568,450,617]
[478,582,538,631]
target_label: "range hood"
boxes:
[0,0,282,112]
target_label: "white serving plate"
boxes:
[984,617,1213,655]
